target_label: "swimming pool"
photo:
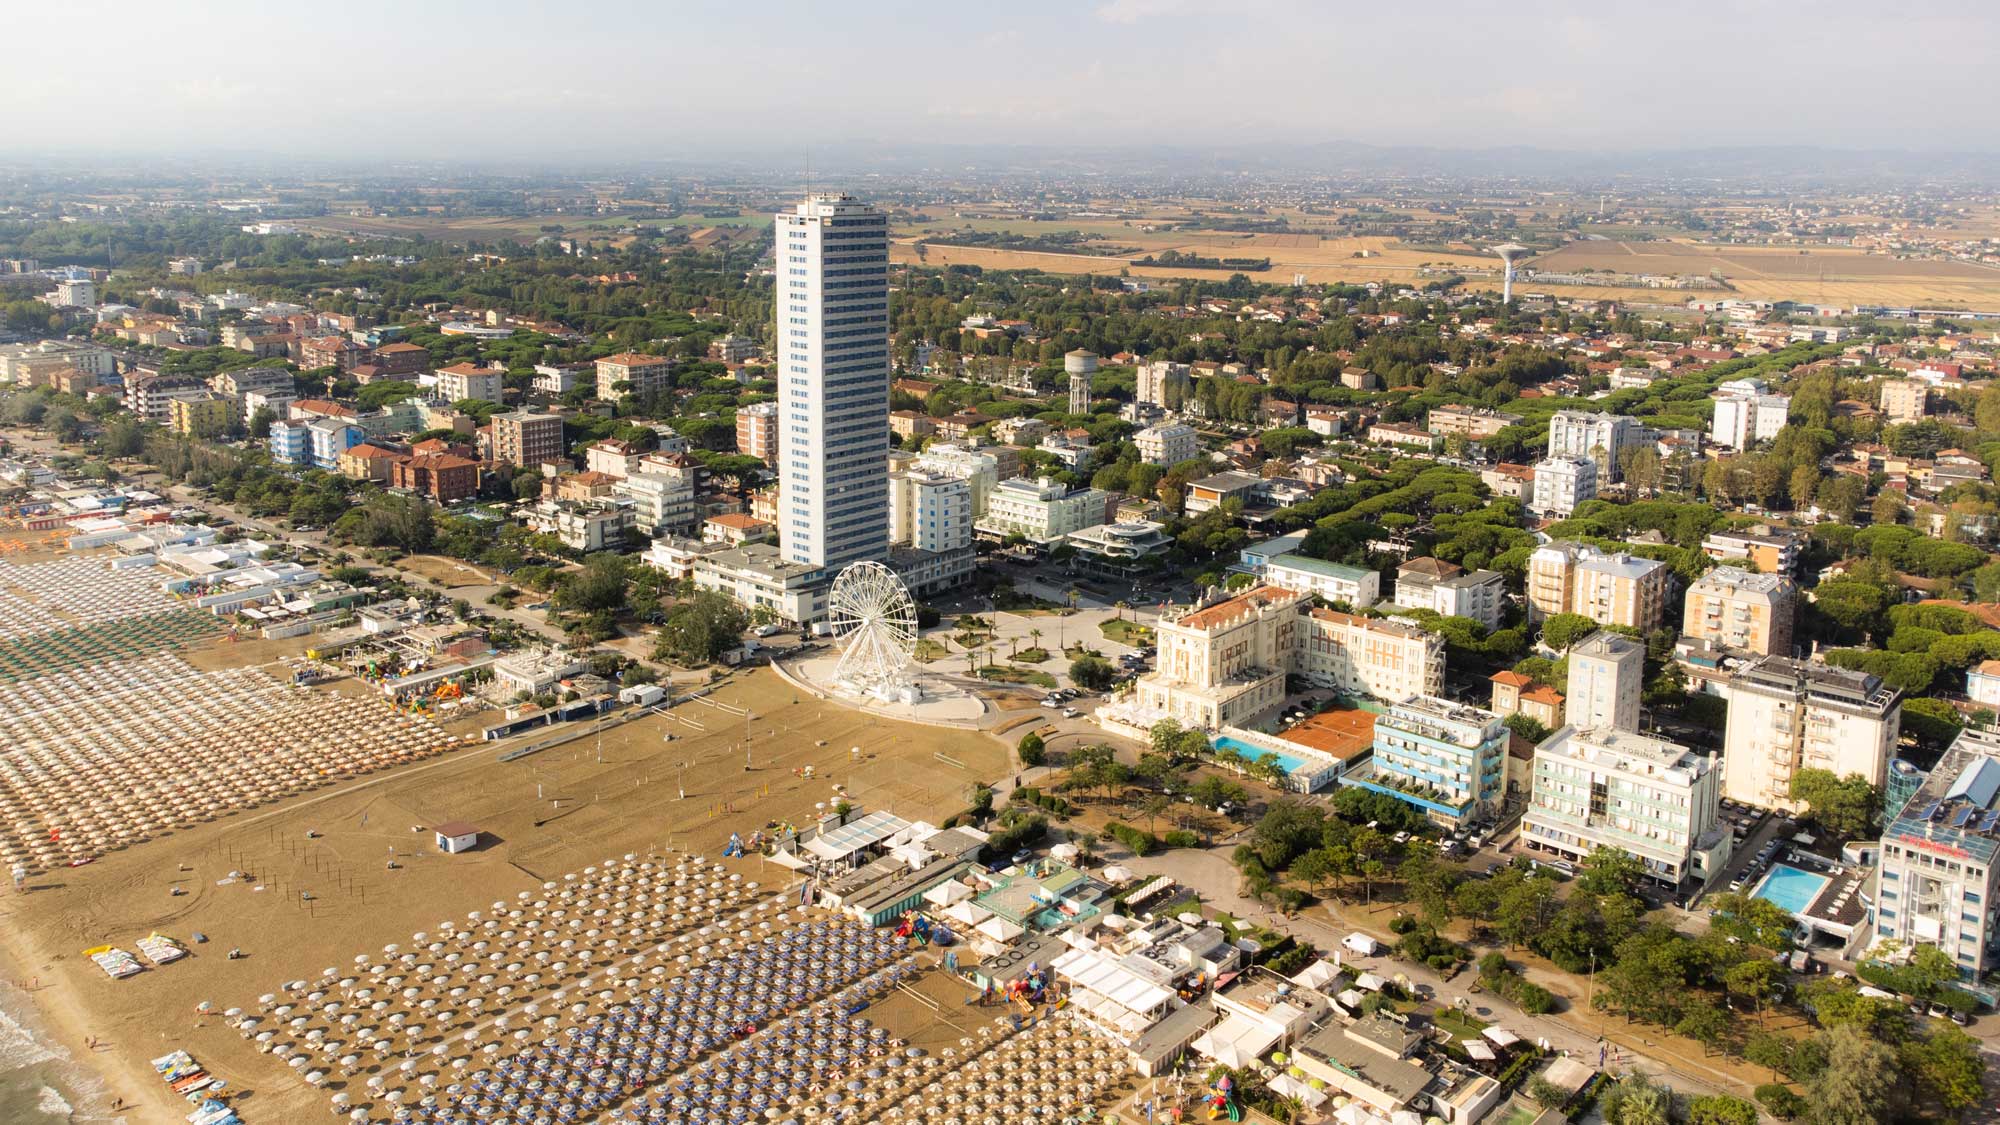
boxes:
[1212,735,1309,774]
[1753,863,1829,916]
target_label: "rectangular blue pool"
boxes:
[1212,735,1308,774]
[1753,863,1828,916]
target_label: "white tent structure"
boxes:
[922,880,973,907]
[1190,1013,1282,1069]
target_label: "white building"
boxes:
[613,467,698,537]
[1532,455,1597,517]
[531,363,582,395]
[1566,631,1646,735]
[1263,554,1381,609]
[1432,570,1508,630]
[1134,422,1199,467]
[1968,661,2000,709]
[1136,361,1191,409]
[776,194,892,574]
[888,469,972,555]
[1297,608,1444,703]
[975,477,1107,548]
[1343,696,1508,826]
[1525,726,1730,885]
[1709,378,1791,450]
[1872,726,2000,980]
[435,363,505,404]
[1547,410,1644,482]
[1722,656,1902,811]
[913,443,1000,517]
[693,542,830,625]
[528,499,636,553]
[54,277,96,307]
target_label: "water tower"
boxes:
[1491,243,1530,303]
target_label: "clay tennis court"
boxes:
[1275,706,1377,764]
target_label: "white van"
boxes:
[1342,933,1381,957]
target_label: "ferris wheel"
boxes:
[827,560,919,693]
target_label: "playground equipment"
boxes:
[1207,1073,1241,1121]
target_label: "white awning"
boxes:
[1462,1039,1496,1061]
[1290,960,1341,991]
[976,916,1025,942]
[1482,1026,1521,1048]
[1354,972,1386,992]
[945,900,992,926]
[1190,1013,1282,1069]
[1267,1072,1328,1108]
[1051,947,1174,1019]
[923,881,973,907]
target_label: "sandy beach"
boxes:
[0,660,1007,1122]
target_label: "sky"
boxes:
[5,0,1997,162]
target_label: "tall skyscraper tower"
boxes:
[776,194,892,573]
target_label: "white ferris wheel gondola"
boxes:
[826,560,919,698]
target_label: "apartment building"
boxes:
[1547,410,1645,482]
[0,339,114,383]
[434,362,505,403]
[1682,566,1796,656]
[1532,456,1597,517]
[914,444,1000,516]
[1872,725,2000,979]
[373,341,431,377]
[301,335,367,373]
[1877,379,1929,424]
[613,458,699,537]
[1527,542,1669,630]
[1136,360,1191,408]
[583,439,643,479]
[1342,695,1508,827]
[974,477,1107,548]
[1567,631,1645,734]
[1133,421,1199,467]
[735,400,779,464]
[692,542,830,625]
[1722,656,1902,811]
[390,453,481,503]
[123,370,208,422]
[1296,608,1444,703]
[887,470,972,554]
[168,392,234,436]
[1701,525,1803,576]
[1525,726,1730,885]
[1134,586,1304,730]
[1263,554,1381,609]
[594,352,673,401]
[1426,405,1521,439]
[528,499,637,552]
[490,410,565,468]
[1489,671,1564,729]
[1709,378,1791,450]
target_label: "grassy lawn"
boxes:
[913,638,949,663]
[1434,1008,1490,1040]
[979,665,1058,689]
[1100,618,1154,646]
[1010,647,1051,664]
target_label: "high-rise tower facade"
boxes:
[776,194,892,572]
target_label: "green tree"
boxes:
[1541,613,1600,651]
[1804,1024,1897,1125]
[1016,732,1046,768]
[1069,653,1116,691]
[652,592,749,665]
[1788,768,1879,838]
[1685,1095,1758,1125]
[1900,1023,1986,1115]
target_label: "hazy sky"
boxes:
[6,1,1996,161]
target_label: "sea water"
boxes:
[0,977,125,1123]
